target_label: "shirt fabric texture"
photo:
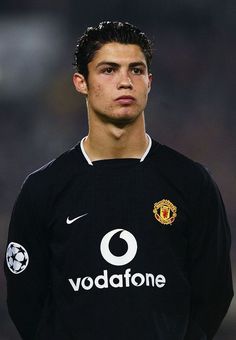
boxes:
[5,139,233,340]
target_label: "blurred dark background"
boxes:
[0,0,235,339]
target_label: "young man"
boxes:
[5,21,233,340]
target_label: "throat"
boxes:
[82,131,150,162]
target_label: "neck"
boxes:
[84,113,148,161]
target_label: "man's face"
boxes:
[74,42,152,125]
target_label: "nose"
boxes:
[117,71,133,89]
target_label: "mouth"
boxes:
[115,96,135,105]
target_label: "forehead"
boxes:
[90,42,147,66]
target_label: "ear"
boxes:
[147,73,152,93]
[73,73,88,95]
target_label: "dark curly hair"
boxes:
[73,21,153,80]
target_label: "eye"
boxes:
[102,67,115,74]
[131,67,143,75]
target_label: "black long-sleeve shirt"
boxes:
[5,139,233,339]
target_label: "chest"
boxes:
[47,167,190,277]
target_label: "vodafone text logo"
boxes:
[100,229,137,266]
[68,228,166,292]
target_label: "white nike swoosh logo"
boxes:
[66,213,88,224]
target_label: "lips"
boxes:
[115,96,135,105]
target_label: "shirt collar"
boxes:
[80,134,152,166]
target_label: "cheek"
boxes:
[90,84,113,107]
[89,84,114,110]
[87,80,103,99]
[93,85,102,98]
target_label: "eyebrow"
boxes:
[96,61,147,69]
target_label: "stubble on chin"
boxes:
[94,105,143,128]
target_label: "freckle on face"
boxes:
[94,85,102,97]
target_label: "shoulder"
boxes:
[152,142,209,176]
[151,141,215,196]
[21,143,84,197]
[150,142,226,220]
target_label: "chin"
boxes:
[110,112,140,125]
[113,108,142,120]
[95,108,143,126]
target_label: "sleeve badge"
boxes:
[6,242,29,274]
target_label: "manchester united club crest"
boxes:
[153,199,177,225]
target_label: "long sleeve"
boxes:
[184,168,233,339]
[4,177,51,340]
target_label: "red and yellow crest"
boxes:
[153,199,177,225]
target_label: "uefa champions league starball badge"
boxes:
[6,242,29,274]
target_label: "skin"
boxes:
[73,42,152,161]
